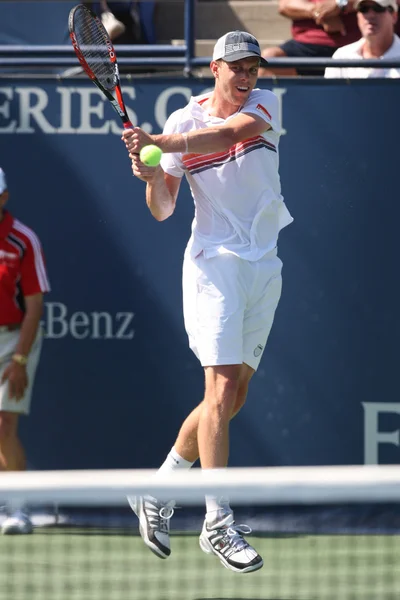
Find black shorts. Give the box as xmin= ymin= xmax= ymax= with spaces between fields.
xmin=279 ymin=39 xmax=336 ymax=76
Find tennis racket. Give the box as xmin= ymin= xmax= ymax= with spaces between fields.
xmin=68 ymin=4 xmax=132 ymax=128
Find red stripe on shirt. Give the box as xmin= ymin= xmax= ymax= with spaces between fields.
xmin=256 ymin=103 xmax=272 ymax=120
xmin=183 ymin=136 xmax=275 ymax=171
xmin=0 ymin=212 xmax=49 ymax=324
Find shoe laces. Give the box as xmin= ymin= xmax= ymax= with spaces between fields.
xmin=159 ymin=501 xmax=175 ymax=520
xmin=144 ymin=498 xmax=175 ymax=534
xmin=219 ymin=523 xmax=252 ymax=553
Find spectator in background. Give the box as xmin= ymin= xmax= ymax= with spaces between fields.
xmin=259 ymin=0 xmax=361 ymax=76
xmin=325 ymin=0 xmax=400 ymax=76
xmin=98 ymin=0 xmax=127 ymax=40
xmin=0 ymin=168 xmax=50 ymax=535
xmin=88 ymin=1 xmax=145 ymax=43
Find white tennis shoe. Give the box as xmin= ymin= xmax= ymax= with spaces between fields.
xmin=1 ymin=511 xmax=33 ymax=535
xmin=199 ymin=513 xmax=263 ymax=573
xmin=128 ymin=495 xmax=175 ymax=559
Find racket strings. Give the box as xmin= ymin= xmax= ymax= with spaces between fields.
xmin=73 ymin=7 xmax=116 ymax=91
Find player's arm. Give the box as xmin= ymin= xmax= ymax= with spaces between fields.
xmin=155 ymin=113 xmax=270 ymax=155
xmin=146 ymin=170 xmax=181 ymax=222
xmin=1 ymin=293 xmax=43 ymax=400
xmin=14 ymin=294 xmax=44 ymax=358
xmin=124 ymin=112 xmax=270 ymax=157
xmin=130 ymin=153 xmax=181 ymax=221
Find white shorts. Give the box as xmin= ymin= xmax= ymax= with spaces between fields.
xmin=0 ymin=327 xmax=43 ymax=415
xmin=182 ymin=247 xmax=283 ymax=371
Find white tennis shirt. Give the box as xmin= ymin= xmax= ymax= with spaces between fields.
xmin=160 ymin=89 xmax=293 ymax=261
xmin=325 ymin=34 xmax=400 ymax=79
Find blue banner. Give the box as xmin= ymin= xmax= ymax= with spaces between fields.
xmin=0 ymin=78 xmax=399 ymax=469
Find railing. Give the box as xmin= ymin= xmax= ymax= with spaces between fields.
xmin=0 ymin=0 xmax=399 ymax=75
xmin=2 ymin=45 xmax=400 ymax=71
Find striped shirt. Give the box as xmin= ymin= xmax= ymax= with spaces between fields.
xmin=0 ymin=210 xmax=50 ymax=325
xmin=160 ymin=89 xmax=293 ymax=261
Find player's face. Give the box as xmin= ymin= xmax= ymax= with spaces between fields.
xmin=357 ymin=3 xmax=397 ymax=37
xmin=216 ymin=58 xmax=260 ymax=106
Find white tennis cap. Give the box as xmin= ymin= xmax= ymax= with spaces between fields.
xmin=0 ymin=168 xmax=7 ymax=194
xmin=213 ymin=31 xmax=269 ymax=67
xmin=356 ymin=0 xmax=398 ymax=10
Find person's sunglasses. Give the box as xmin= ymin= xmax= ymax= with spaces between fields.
xmin=358 ymin=3 xmax=393 ymax=12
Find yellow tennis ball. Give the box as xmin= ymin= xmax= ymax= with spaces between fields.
xmin=139 ymin=145 xmax=163 ymax=167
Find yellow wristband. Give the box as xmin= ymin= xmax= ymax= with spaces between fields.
xmin=12 ymin=353 xmax=28 ymax=366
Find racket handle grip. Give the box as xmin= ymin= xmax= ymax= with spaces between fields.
xmin=123 ymin=121 xmax=133 ymax=129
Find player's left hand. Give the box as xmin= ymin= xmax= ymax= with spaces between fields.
xmin=1 ymin=362 xmax=28 ymax=401
xmin=122 ymin=127 xmax=154 ymax=154
xmin=130 ymin=154 xmax=160 ymax=183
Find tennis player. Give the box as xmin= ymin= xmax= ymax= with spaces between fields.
xmin=123 ymin=31 xmax=293 ymax=573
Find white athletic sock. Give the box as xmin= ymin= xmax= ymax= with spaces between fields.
xmin=157 ymin=446 xmax=194 ymax=476
xmin=203 ymin=468 xmax=233 ymax=524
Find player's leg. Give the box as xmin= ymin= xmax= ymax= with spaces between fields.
xmin=171 ymin=363 xmax=254 ymax=464
xmin=198 ymin=364 xmax=241 ymax=468
xmin=0 ymin=412 xmax=32 ymax=535
xmin=168 ymin=363 xmax=253 ymax=506
xmin=176 ymin=252 xmax=250 ymax=469
xmin=0 ymin=329 xmax=42 ymax=535
xmin=183 ymin=254 xmax=262 ymax=572
xmin=128 ymin=366 xmax=253 ymax=560
xmin=197 ymin=363 xmax=263 ymax=573
xmin=199 ymin=249 xmax=283 ymax=572
xmin=199 ymin=363 xmax=254 ymax=515
xmin=0 ymin=411 xmax=24 ymax=471
xmin=129 ymin=253 xmax=253 ymax=561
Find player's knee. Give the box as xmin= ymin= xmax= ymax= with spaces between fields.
xmin=219 ymin=376 xmax=240 ymax=401
xmin=205 ymin=378 xmax=239 ymax=415
xmin=0 ymin=412 xmax=18 ymax=441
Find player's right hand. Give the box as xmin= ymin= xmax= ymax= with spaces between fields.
xmin=122 ymin=127 xmax=154 ymax=155
xmin=1 ymin=362 xmax=28 ymax=401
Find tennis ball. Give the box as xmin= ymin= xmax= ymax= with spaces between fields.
xmin=139 ymin=145 xmax=163 ymax=167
